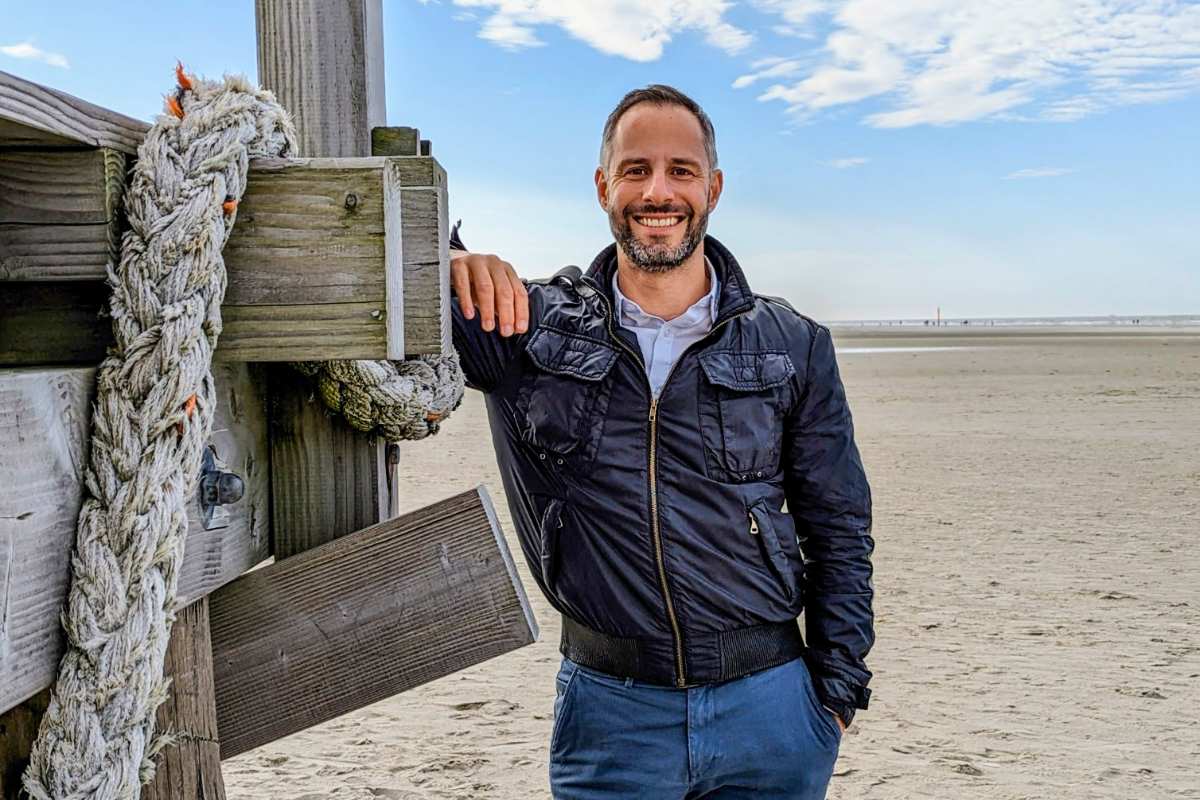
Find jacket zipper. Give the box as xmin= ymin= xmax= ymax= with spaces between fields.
xmin=587 ymin=275 xmax=749 ymax=688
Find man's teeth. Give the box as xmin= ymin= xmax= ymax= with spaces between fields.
xmin=636 ymin=216 xmax=683 ymax=228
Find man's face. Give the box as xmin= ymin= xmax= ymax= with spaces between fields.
xmin=596 ymin=103 xmax=723 ymax=273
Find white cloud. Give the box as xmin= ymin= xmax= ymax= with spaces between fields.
xmin=1004 ymin=167 xmax=1076 ymax=180
xmin=449 ymin=0 xmax=752 ymax=61
xmin=825 ymin=157 xmax=868 ymax=168
xmin=739 ymin=0 xmax=1200 ymax=127
xmin=0 ymin=41 xmax=69 ymax=69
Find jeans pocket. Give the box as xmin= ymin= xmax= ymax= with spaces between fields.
xmin=799 ymin=660 xmax=843 ymax=745
xmin=550 ymin=658 xmax=580 ymax=754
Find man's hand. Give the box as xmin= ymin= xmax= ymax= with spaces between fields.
xmin=450 ymin=249 xmax=529 ymax=337
xmin=832 ymin=712 xmax=846 ymax=734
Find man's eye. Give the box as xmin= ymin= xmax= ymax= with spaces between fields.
xmin=672 ymin=168 xmax=695 ymax=176
xmin=626 ymin=167 xmax=647 ymax=176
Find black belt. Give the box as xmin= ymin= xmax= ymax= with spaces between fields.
xmin=560 ymin=615 xmax=805 ymax=686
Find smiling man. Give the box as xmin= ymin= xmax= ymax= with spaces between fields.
xmin=449 ymin=85 xmax=874 ymax=799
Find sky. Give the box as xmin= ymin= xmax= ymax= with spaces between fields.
xmin=2 ymin=0 xmax=1197 ymax=320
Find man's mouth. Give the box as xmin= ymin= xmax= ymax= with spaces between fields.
xmin=632 ymin=214 xmax=686 ymax=230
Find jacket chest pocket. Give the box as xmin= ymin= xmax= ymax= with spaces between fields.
xmin=517 ymin=326 xmax=618 ymax=460
xmin=697 ymin=350 xmax=796 ymax=481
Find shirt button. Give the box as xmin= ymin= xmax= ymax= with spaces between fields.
xmin=539 ymin=452 xmax=546 ymax=460
xmin=556 ymin=458 xmax=564 ymax=465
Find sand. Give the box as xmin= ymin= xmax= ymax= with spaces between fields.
xmin=223 ymin=326 xmax=1200 ymax=799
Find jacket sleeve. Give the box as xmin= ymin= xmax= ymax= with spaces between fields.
xmin=448 ymin=222 xmax=541 ymax=393
xmin=451 ymin=284 xmax=542 ymax=393
xmin=783 ymin=322 xmax=875 ymax=724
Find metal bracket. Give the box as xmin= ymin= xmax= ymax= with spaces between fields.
xmin=199 ymin=445 xmax=246 ymax=530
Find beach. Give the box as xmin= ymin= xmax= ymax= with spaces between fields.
xmin=223 ymin=326 xmax=1200 ymax=799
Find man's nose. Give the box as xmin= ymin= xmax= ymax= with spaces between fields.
xmin=642 ymin=169 xmax=674 ymax=205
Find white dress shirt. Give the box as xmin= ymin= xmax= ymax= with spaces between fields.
xmin=612 ymin=258 xmax=720 ymax=398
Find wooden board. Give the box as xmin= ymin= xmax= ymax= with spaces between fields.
xmin=210 ymin=485 xmax=538 ymax=758
xmin=0 ymin=70 xmax=148 ymax=152
xmin=0 ymin=155 xmax=450 ymax=363
xmin=373 ymin=132 xmax=452 ymax=355
xmin=256 ymin=0 xmax=390 ymax=566
xmin=254 ymin=0 xmax=384 ymax=159
xmin=0 ymin=363 xmax=270 ymax=715
xmin=141 ymin=597 xmax=226 ymax=800
xmin=0 ymin=688 xmax=49 ymax=799
xmin=0 ymin=149 xmax=125 ymax=282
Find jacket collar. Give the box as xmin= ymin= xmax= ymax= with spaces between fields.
xmin=582 ymin=234 xmax=756 ymax=326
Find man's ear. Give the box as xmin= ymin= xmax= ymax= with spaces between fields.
xmin=708 ymin=168 xmax=724 ymax=211
xmin=595 ymin=166 xmax=610 ymax=210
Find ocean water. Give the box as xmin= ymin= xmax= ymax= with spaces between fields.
xmin=829 ymin=314 xmax=1200 ymax=329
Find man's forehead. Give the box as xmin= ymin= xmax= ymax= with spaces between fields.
xmin=611 ymin=103 xmax=706 ymax=152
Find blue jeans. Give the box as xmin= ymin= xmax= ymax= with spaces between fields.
xmin=548 ymin=655 xmax=842 ymax=799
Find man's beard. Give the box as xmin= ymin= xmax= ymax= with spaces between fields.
xmin=609 ymin=202 xmax=709 ymax=274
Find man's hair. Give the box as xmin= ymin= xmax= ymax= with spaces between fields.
xmin=599 ymin=84 xmax=718 ymax=173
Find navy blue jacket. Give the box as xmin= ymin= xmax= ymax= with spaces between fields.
xmin=451 ymin=234 xmax=874 ymax=723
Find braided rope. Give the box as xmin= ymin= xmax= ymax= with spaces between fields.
xmin=22 ymin=68 xmax=463 ymax=799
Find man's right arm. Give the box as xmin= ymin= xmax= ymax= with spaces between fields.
xmin=449 ymin=233 xmax=536 ymax=393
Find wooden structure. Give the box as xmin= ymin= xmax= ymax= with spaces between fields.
xmin=0 ymin=2 xmax=538 ymax=797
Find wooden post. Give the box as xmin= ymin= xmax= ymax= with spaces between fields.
xmin=256 ymin=0 xmax=392 ymax=557
xmin=0 ymin=690 xmax=49 ymax=800
xmin=140 ymin=598 xmax=225 ymax=800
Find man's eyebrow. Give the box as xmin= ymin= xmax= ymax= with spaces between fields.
xmin=670 ymin=157 xmax=704 ymax=169
xmin=614 ymin=158 xmax=650 ymax=172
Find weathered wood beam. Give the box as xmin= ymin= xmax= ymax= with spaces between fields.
xmin=373 ymin=128 xmax=451 ymax=354
xmin=210 ymin=486 xmax=538 ymax=759
xmin=0 ymin=148 xmax=126 ymax=281
xmin=141 ymin=598 xmax=226 ymax=800
xmin=0 ymin=155 xmax=450 ymax=363
xmin=0 ymin=70 xmax=148 ymax=153
xmin=257 ymin=0 xmax=391 ymax=564
xmin=254 ymin=0 xmax=384 ymax=158
xmin=0 ymin=688 xmax=49 ymax=799
xmin=0 ymin=364 xmax=270 ymax=715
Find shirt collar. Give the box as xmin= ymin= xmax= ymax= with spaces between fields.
xmin=612 ymin=257 xmax=720 ymax=329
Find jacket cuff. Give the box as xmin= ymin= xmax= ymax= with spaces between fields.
xmin=805 ymin=652 xmax=872 ymax=719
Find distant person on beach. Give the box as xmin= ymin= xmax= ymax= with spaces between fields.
xmin=447 ymin=85 xmax=874 ymax=799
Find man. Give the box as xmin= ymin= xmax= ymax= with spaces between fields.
xmin=449 ymin=85 xmax=873 ymax=799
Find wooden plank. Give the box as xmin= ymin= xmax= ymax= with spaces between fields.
xmin=0 ymin=149 xmax=126 ymax=281
xmin=372 ymin=132 xmax=451 ymax=355
xmin=0 ymin=364 xmax=270 ymax=714
xmin=0 ymin=688 xmax=49 ymax=799
xmin=141 ymin=598 xmax=226 ymax=800
xmin=210 ymin=485 xmax=538 ymax=758
xmin=0 ymin=155 xmax=449 ymax=363
xmin=257 ymin=0 xmax=390 ymax=559
xmin=254 ymin=0 xmax=383 ymax=159
xmin=372 ymin=126 xmax=419 ymax=156
xmin=0 ymin=70 xmax=148 ymax=152
xmin=0 ymin=282 xmax=111 ymax=365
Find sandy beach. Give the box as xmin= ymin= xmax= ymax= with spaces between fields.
xmin=223 ymin=326 xmax=1200 ymax=799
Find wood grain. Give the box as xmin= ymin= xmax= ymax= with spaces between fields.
xmin=0 ymin=363 xmax=270 ymax=715
xmin=254 ymin=0 xmax=384 ymax=159
xmin=1 ymin=156 xmax=448 ymax=363
xmin=0 ymin=149 xmax=126 ymax=282
xmin=0 ymin=688 xmax=50 ymax=799
xmin=141 ymin=598 xmax=226 ymax=800
xmin=256 ymin=0 xmax=390 ymax=565
xmin=0 ymin=70 xmax=148 ymax=152
xmin=210 ymin=485 xmax=538 ymax=758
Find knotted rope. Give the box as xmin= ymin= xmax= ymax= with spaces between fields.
xmin=23 ymin=67 xmax=463 ymax=799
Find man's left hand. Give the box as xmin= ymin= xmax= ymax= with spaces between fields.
xmin=831 ymin=712 xmax=846 ymax=733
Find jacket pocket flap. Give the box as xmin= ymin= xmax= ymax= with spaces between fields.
xmin=526 ymin=326 xmax=619 ymax=381
xmin=699 ymin=351 xmax=795 ymax=391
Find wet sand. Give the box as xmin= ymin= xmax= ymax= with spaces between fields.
xmin=224 ymin=326 xmax=1200 ymax=799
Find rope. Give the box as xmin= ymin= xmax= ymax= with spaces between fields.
xmin=22 ymin=66 xmax=463 ymax=799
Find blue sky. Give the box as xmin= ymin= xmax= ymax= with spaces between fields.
xmin=2 ymin=0 xmax=1197 ymax=320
